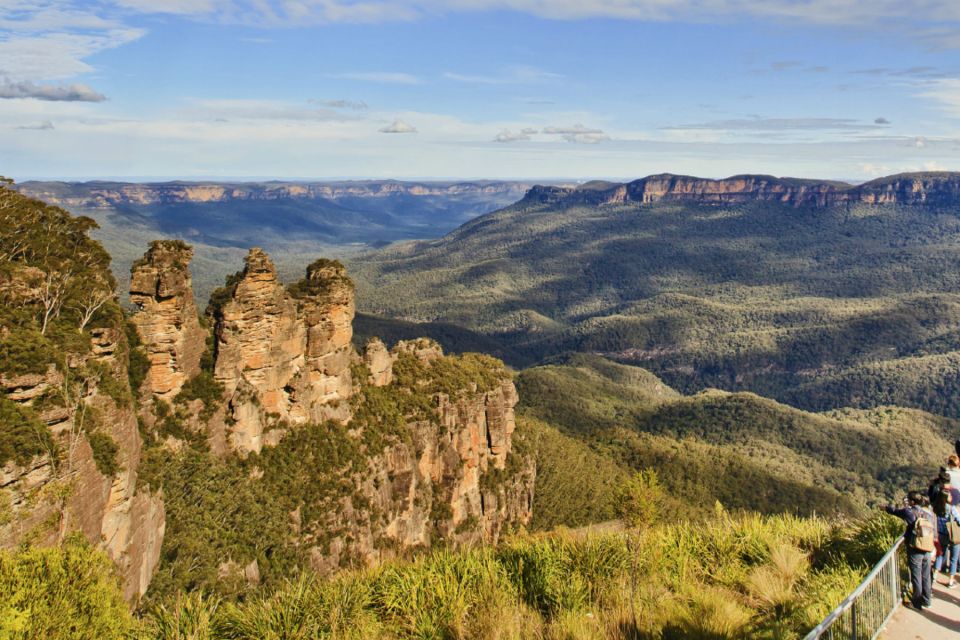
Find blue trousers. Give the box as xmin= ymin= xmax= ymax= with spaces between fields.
xmin=908 ymin=550 xmax=933 ymax=608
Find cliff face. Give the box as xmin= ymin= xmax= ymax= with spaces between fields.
xmin=126 ymin=244 xmax=534 ymax=580
xmin=520 ymin=171 xmax=960 ymax=209
xmin=0 ymin=314 xmax=164 ymax=605
xmin=210 ymin=250 xmax=354 ymax=454
xmin=0 ymin=184 xmax=164 ymax=603
xmin=129 ymin=241 xmax=206 ymax=401
xmin=310 ymin=340 xmax=534 ymax=573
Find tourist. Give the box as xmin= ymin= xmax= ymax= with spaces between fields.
xmin=947 ymin=454 xmax=960 ymax=489
xmin=885 ymin=491 xmax=937 ymax=609
xmin=933 ymin=482 xmax=960 ymax=587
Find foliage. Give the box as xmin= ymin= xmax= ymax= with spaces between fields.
xmin=87 ymin=431 xmax=121 ymax=477
xmin=136 ymin=513 xmax=897 ymax=639
xmin=349 ymin=197 xmax=960 ymax=418
xmin=518 ymin=355 xmax=951 ymax=513
xmin=0 ymin=533 xmax=133 ymax=640
xmin=139 ymin=448 xmax=302 ymax=605
xmin=175 ymin=372 xmax=224 ymax=421
xmin=125 ymin=317 xmax=150 ymax=395
xmin=0 ymin=394 xmax=54 ymax=467
xmin=0 ymin=325 xmax=57 ymax=375
xmin=614 ymin=470 xmax=664 ymax=529
xmin=515 ymin=417 xmax=629 ymax=530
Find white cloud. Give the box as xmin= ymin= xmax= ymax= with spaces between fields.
xmin=0 ymin=79 xmax=105 ymax=101
xmin=331 ymin=71 xmax=423 ymax=84
xmin=0 ymin=29 xmax=144 ymax=80
xmin=379 ymin=118 xmax=417 ymax=133
xmin=494 ymin=129 xmax=530 ymax=142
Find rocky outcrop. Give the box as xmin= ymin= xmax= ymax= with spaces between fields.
xmin=129 ymin=241 xmax=205 ymax=400
xmin=308 ymin=340 xmax=534 ymax=573
xmin=0 ymin=330 xmax=164 ymax=603
xmin=520 ymin=171 xmax=960 ymax=209
xmin=213 ymin=249 xmax=355 ymax=454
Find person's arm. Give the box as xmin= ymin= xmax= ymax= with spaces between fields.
xmin=885 ymin=505 xmax=911 ymax=520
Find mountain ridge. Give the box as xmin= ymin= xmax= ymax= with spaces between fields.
xmin=520 ymin=171 xmax=960 ymax=208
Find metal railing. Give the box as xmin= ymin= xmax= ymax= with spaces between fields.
xmin=803 ymin=537 xmax=904 ymax=640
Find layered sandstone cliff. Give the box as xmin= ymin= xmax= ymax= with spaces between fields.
xmin=0 ymin=330 xmax=164 ymax=602
xmin=211 ymin=249 xmax=354 ymax=453
xmin=521 ymin=171 xmax=960 ymax=209
xmin=129 ymin=241 xmax=205 ymax=400
xmin=307 ymin=339 xmax=534 ymax=573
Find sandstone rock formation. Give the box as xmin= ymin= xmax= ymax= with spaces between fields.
xmin=308 ymin=340 xmax=534 ymax=573
xmin=213 ymin=249 xmax=354 ymax=453
xmin=0 ymin=330 xmax=164 ymax=602
xmin=521 ymin=171 xmax=960 ymax=209
xmin=129 ymin=240 xmax=205 ymax=400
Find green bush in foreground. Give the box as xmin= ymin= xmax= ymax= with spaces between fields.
xmin=0 ymin=510 xmax=898 ymax=639
xmin=132 ymin=511 xmax=896 ymax=640
xmin=0 ymin=533 xmax=132 ymax=640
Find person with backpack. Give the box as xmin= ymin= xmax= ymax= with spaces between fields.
xmin=886 ymin=490 xmax=938 ymax=608
xmin=934 ymin=482 xmax=960 ymax=588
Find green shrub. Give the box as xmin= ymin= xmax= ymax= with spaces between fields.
xmin=0 ymin=394 xmax=54 ymax=467
xmin=87 ymin=431 xmax=121 ymax=477
xmin=0 ymin=533 xmax=133 ymax=640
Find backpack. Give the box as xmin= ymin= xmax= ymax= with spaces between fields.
xmin=949 ymin=506 xmax=960 ymax=545
xmin=912 ymin=508 xmax=936 ymax=552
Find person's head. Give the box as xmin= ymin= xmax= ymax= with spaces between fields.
xmin=949 ymin=454 xmax=960 ymax=469
xmin=908 ymin=491 xmax=925 ymax=506
xmin=939 ymin=470 xmax=951 ymax=485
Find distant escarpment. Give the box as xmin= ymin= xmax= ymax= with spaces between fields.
xmin=16 ymin=179 xmax=531 ymax=209
xmin=129 ymin=244 xmax=533 ymax=598
xmin=521 ymin=171 xmax=960 ymax=208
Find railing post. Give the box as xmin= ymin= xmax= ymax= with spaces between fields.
xmin=851 ymin=600 xmax=858 ymax=640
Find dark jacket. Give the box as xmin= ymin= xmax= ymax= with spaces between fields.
xmin=885 ymin=504 xmax=938 ymax=549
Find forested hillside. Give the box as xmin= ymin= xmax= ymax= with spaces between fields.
xmin=350 ymin=173 xmax=960 ymax=418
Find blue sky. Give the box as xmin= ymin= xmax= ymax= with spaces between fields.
xmin=2 ymin=1 xmax=960 ymax=181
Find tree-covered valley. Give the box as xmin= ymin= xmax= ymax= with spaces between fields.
xmin=2 ymin=174 xmax=958 ymax=639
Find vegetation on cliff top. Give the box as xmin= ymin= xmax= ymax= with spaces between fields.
xmin=0 ymin=180 xmax=127 ymax=471
xmin=1 ymin=507 xmax=904 ymax=639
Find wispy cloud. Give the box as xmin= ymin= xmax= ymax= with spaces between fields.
xmin=874 ymin=117 xmax=891 ymax=125
xmin=920 ymin=78 xmax=960 ymax=117
xmin=542 ymin=123 xmax=610 ymax=144
xmin=331 ymin=71 xmax=423 ymax=84
xmin=379 ymin=119 xmax=417 ymax=133
xmin=0 ymin=79 xmax=105 ymax=101
xmin=186 ymin=98 xmax=350 ymax=122
xmin=444 ymin=65 xmax=561 ymax=85
xmin=15 ymin=120 xmax=55 ymax=130
xmin=666 ymin=117 xmax=881 ymax=131
xmin=313 ymin=98 xmax=369 ymax=110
